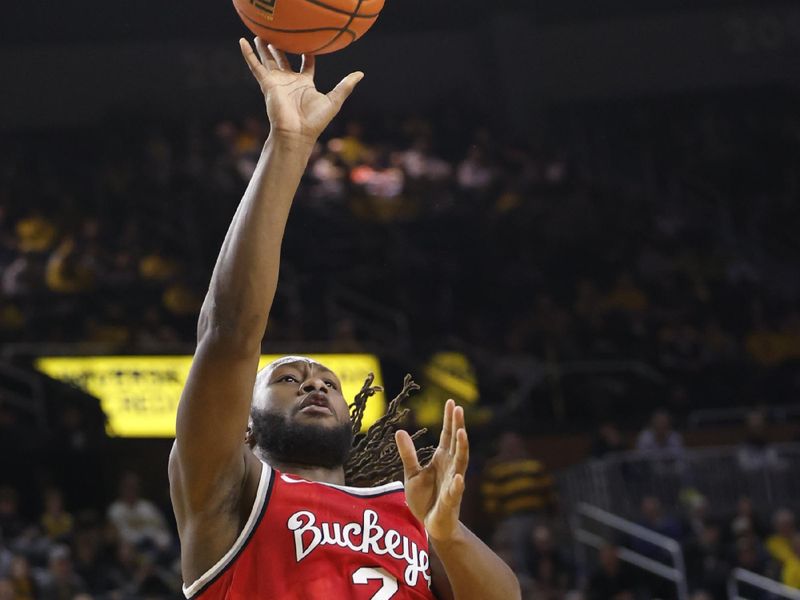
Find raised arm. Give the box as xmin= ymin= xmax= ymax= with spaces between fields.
xmin=170 ymin=38 xmax=363 ymax=510
xmin=396 ymin=400 xmax=522 ymax=600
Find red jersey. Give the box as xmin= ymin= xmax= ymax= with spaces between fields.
xmin=183 ymin=462 xmax=437 ymax=600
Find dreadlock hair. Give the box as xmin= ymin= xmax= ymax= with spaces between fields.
xmin=344 ymin=373 xmax=435 ymax=487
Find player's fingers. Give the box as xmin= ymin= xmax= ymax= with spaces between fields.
xmin=240 ymin=38 xmax=269 ymax=79
xmin=453 ymin=429 xmax=469 ymax=475
xmin=301 ymin=54 xmax=316 ymax=79
xmin=450 ymin=404 xmax=464 ymax=453
xmin=438 ymin=399 xmax=454 ymax=451
xmin=268 ymin=44 xmax=291 ymax=71
xmin=326 ymin=71 xmax=364 ymax=108
xmin=254 ymin=37 xmax=278 ymax=71
xmin=444 ymin=473 xmax=465 ymax=507
xmin=395 ymin=430 xmax=422 ymax=479
xmin=454 ymin=428 xmax=469 ymax=476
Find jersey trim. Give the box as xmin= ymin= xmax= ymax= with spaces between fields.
xmin=182 ymin=462 xmax=274 ymax=599
xmin=280 ymin=473 xmax=405 ymax=498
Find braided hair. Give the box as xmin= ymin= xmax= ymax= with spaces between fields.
xmin=344 ymin=373 xmax=434 ymax=487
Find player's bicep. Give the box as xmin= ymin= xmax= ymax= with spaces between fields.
xmin=174 ymin=335 xmax=259 ymax=502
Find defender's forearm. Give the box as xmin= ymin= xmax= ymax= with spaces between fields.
xmin=432 ymin=523 xmax=521 ymax=600
xmin=199 ymin=134 xmax=313 ymax=346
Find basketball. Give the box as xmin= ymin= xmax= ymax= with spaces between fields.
xmin=233 ymin=0 xmax=384 ymax=55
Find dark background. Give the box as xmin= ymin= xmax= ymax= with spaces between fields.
xmin=1 ymin=0 xmax=800 ymax=598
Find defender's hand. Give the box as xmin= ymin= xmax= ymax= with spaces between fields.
xmin=396 ymin=399 xmax=469 ymax=543
xmin=239 ymin=38 xmax=364 ymax=145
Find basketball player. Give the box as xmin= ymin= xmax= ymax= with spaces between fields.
xmin=168 ymin=38 xmax=521 ymax=600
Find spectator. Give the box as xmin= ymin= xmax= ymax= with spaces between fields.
xmin=766 ymin=509 xmax=797 ymax=566
xmin=0 ymin=302 xmax=25 ymax=338
xmin=1 ymin=253 xmax=43 ymax=298
xmin=526 ymin=525 xmax=574 ymax=594
xmin=5 ymin=555 xmax=37 ymax=600
xmin=684 ymin=523 xmax=729 ymax=599
xmin=0 ymin=580 xmax=12 ymax=600
xmin=138 ymin=250 xmax=178 ymax=284
xmin=633 ymin=495 xmax=683 ymax=563
xmin=162 ymin=278 xmax=203 ymax=318
xmin=456 ymin=146 xmax=495 ymax=192
xmin=736 ymin=410 xmax=784 ymax=472
xmin=14 ymin=212 xmax=57 ymax=254
xmin=39 ymin=488 xmax=73 ymax=544
xmin=71 ymin=527 xmax=110 ymax=597
xmin=0 ymin=546 xmax=10 ymax=580
xmin=397 ymin=137 xmax=451 ymax=182
xmin=587 ymin=543 xmax=637 ymax=600
xmin=590 ymin=422 xmax=627 ymax=459
xmin=480 ymin=432 xmax=557 ymax=569
xmin=44 ymin=237 xmax=96 ymax=294
xmin=350 ymin=151 xmax=405 ymax=201
xmin=104 ymin=540 xmax=179 ymax=599
xmin=601 ymin=272 xmax=649 ymax=315
xmin=0 ymin=488 xmax=31 ymax=549
xmin=684 ymin=493 xmax=712 ymax=541
xmin=107 ymin=472 xmax=171 ymax=552
xmin=780 ymin=533 xmax=800 ymax=589
xmin=328 ymin=121 xmax=370 ymax=166
xmin=734 ymin=534 xmax=768 ymax=575
xmin=308 ymin=148 xmax=347 ymax=202
xmin=36 ymin=545 xmax=86 ymax=600
xmin=635 ymin=409 xmax=684 ymax=457
xmin=489 ymin=527 xmax=532 ymax=588
xmin=729 ymin=497 xmax=767 ymax=541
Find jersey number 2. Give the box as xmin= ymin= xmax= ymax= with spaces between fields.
xmin=352 ymin=566 xmax=399 ymax=599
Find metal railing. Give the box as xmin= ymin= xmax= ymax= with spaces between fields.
xmin=728 ymin=568 xmax=800 ymax=600
xmin=573 ymin=503 xmax=689 ymax=600
xmin=689 ymin=404 xmax=800 ymax=428
xmin=559 ymin=444 xmax=800 ymax=519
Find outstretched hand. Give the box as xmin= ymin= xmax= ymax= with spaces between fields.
xmin=239 ymin=38 xmax=364 ymax=145
xmin=396 ymin=399 xmax=469 ymax=543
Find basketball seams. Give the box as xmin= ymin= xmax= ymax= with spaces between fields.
xmin=235 ymin=0 xmax=377 ymax=55
xmin=302 ymin=0 xmax=380 ymax=19
xmin=309 ymin=0 xmax=365 ymax=54
xmin=236 ymin=6 xmax=355 ymax=35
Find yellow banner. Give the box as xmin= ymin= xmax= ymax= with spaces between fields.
xmin=35 ymin=354 xmax=386 ymax=438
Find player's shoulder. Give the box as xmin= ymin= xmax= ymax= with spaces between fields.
xmin=170 ymin=442 xmax=262 ymax=518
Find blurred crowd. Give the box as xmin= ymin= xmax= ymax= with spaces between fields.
xmin=0 ymin=473 xmax=180 ymax=600
xmin=0 ymin=412 xmax=796 ymax=600
xmin=1 ymin=90 xmax=800 ymax=598
xmin=1 ymin=91 xmax=799 ymax=427
xmin=478 ymin=429 xmax=800 ymax=599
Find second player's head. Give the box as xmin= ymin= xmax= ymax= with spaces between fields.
xmin=249 ymin=356 xmax=353 ymax=469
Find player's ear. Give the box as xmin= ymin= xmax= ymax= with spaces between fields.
xmin=245 ymin=423 xmax=255 ymax=448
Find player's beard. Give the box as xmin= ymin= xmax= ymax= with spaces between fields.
xmin=250 ymin=409 xmax=353 ymax=469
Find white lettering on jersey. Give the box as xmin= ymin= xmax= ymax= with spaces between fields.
xmin=287 ymin=509 xmax=431 ymax=587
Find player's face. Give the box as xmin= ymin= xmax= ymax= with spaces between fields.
xmin=255 ymin=359 xmax=349 ymax=426
xmin=249 ymin=358 xmax=353 ymax=469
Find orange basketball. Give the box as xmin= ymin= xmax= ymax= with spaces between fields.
xmin=233 ymin=0 xmax=384 ymax=55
